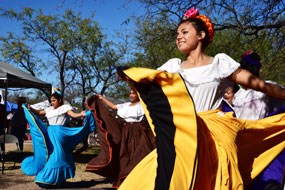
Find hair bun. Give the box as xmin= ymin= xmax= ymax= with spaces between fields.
xmin=196 ymin=15 xmax=214 ymax=42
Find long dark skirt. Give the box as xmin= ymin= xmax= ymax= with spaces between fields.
xmin=86 ymin=96 xmax=156 ymax=188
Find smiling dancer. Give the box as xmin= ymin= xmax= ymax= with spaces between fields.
xmin=115 ymin=7 xmax=285 ymax=190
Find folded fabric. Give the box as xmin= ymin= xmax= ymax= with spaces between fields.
xmin=116 ymin=67 xmax=285 ymax=190
xmin=21 ymin=105 xmax=96 ymax=187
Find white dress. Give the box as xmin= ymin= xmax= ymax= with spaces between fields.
xmin=233 ymin=81 xmax=284 ymax=120
xmin=44 ymin=104 xmax=73 ymax=125
xmin=116 ymin=102 xmax=144 ymax=122
xmin=157 ymin=53 xmax=240 ymax=112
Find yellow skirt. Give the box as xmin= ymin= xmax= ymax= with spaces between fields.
xmin=116 ymin=67 xmax=285 ymax=190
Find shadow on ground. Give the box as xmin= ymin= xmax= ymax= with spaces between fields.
xmin=1 ymin=144 xmax=100 ymax=164
xmin=61 ymin=178 xmax=114 ymax=189
xmin=0 ymin=143 xmax=114 ymax=189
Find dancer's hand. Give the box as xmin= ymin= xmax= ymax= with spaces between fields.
xmin=80 ymin=110 xmax=86 ymax=117
xmin=97 ymin=94 xmax=103 ymax=100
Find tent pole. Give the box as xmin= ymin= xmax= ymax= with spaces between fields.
xmin=1 ymin=80 xmax=7 ymax=174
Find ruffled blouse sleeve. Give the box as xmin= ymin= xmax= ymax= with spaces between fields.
xmin=157 ymin=58 xmax=182 ymax=73
xmin=214 ymin=53 xmax=240 ymax=78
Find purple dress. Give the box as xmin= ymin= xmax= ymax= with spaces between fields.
xmin=248 ymin=105 xmax=285 ymax=190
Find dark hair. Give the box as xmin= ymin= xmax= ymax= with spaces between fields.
xmin=240 ymin=52 xmax=262 ymax=77
xmin=233 ymin=84 xmax=240 ymax=93
xmin=225 ymin=83 xmax=240 ymax=94
xmin=179 ymin=17 xmax=212 ymax=49
xmin=17 ymin=97 xmax=27 ymax=106
xmin=86 ymin=94 xmax=97 ymax=107
xmin=50 ymin=92 xmax=63 ymax=106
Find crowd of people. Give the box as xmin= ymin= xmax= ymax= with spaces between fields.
xmin=2 ymin=6 xmax=284 ymax=190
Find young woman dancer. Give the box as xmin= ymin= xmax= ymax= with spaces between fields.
xmin=21 ymin=88 xmax=96 ymax=188
xmin=86 ymin=88 xmax=155 ymax=188
xmin=115 ymin=7 xmax=285 ymax=190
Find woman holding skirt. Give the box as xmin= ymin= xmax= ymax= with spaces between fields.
xmin=116 ymin=7 xmax=285 ymax=190
xmin=21 ymin=89 xmax=96 ymax=188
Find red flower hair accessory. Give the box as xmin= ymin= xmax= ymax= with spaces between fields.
xmin=241 ymin=50 xmax=262 ymax=68
xmin=183 ymin=7 xmax=199 ymax=20
xmin=242 ymin=50 xmax=254 ymax=58
xmin=182 ymin=7 xmax=215 ymax=42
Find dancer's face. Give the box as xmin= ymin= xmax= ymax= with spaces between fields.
xmin=223 ymin=87 xmax=235 ymax=104
xmin=129 ymin=89 xmax=139 ymax=103
xmin=50 ymin=96 xmax=61 ymax=109
xmin=176 ymin=22 xmax=201 ymax=55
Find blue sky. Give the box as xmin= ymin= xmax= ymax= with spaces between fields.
xmin=0 ymin=0 xmax=144 ymax=40
xmin=0 ymin=0 xmax=145 ymax=87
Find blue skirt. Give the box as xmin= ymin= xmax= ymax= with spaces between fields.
xmin=21 ymin=105 xmax=96 ymax=187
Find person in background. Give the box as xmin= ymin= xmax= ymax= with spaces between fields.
xmin=222 ymin=83 xmax=240 ymax=115
xmin=233 ymin=50 xmax=285 ymax=120
xmin=11 ymin=97 xmax=28 ymax=151
xmin=117 ymin=7 xmax=285 ymax=190
xmin=232 ymin=50 xmax=285 ymax=190
xmin=21 ymin=88 xmax=96 ymax=188
xmin=223 ymin=83 xmax=240 ymax=106
xmin=0 ymin=95 xmax=5 ymax=150
xmin=98 ymin=88 xmax=145 ymax=122
xmin=86 ymin=88 xmax=155 ymax=188
xmin=29 ymin=89 xmax=85 ymax=126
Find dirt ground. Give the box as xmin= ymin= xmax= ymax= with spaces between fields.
xmin=0 ymin=141 xmax=114 ymax=189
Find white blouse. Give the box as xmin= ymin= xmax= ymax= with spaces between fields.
xmin=157 ymin=53 xmax=240 ymax=112
xmin=117 ymin=102 xmax=145 ymax=122
xmin=233 ymin=81 xmax=284 ymax=120
xmin=45 ymin=104 xmax=73 ymax=125
xmin=233 ymin=88 xmax=267 ymax=120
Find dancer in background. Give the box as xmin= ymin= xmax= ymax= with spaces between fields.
xmin=222 ymin=83 xmax=240 ymax=115
xmin=86 ymin=88 xmax=155 ymax=188
xmin=29 ymin=89 xmax=85 ymax=124
xmin=233 ymin=50 xmax=285 ymax=120
xmin=232 ymin=50 xmax=285 ymax=190
xmin=116 ymin=7 xmax=285 ymax=190
xmin=21 ymin=88 xmax=96 ymax=188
